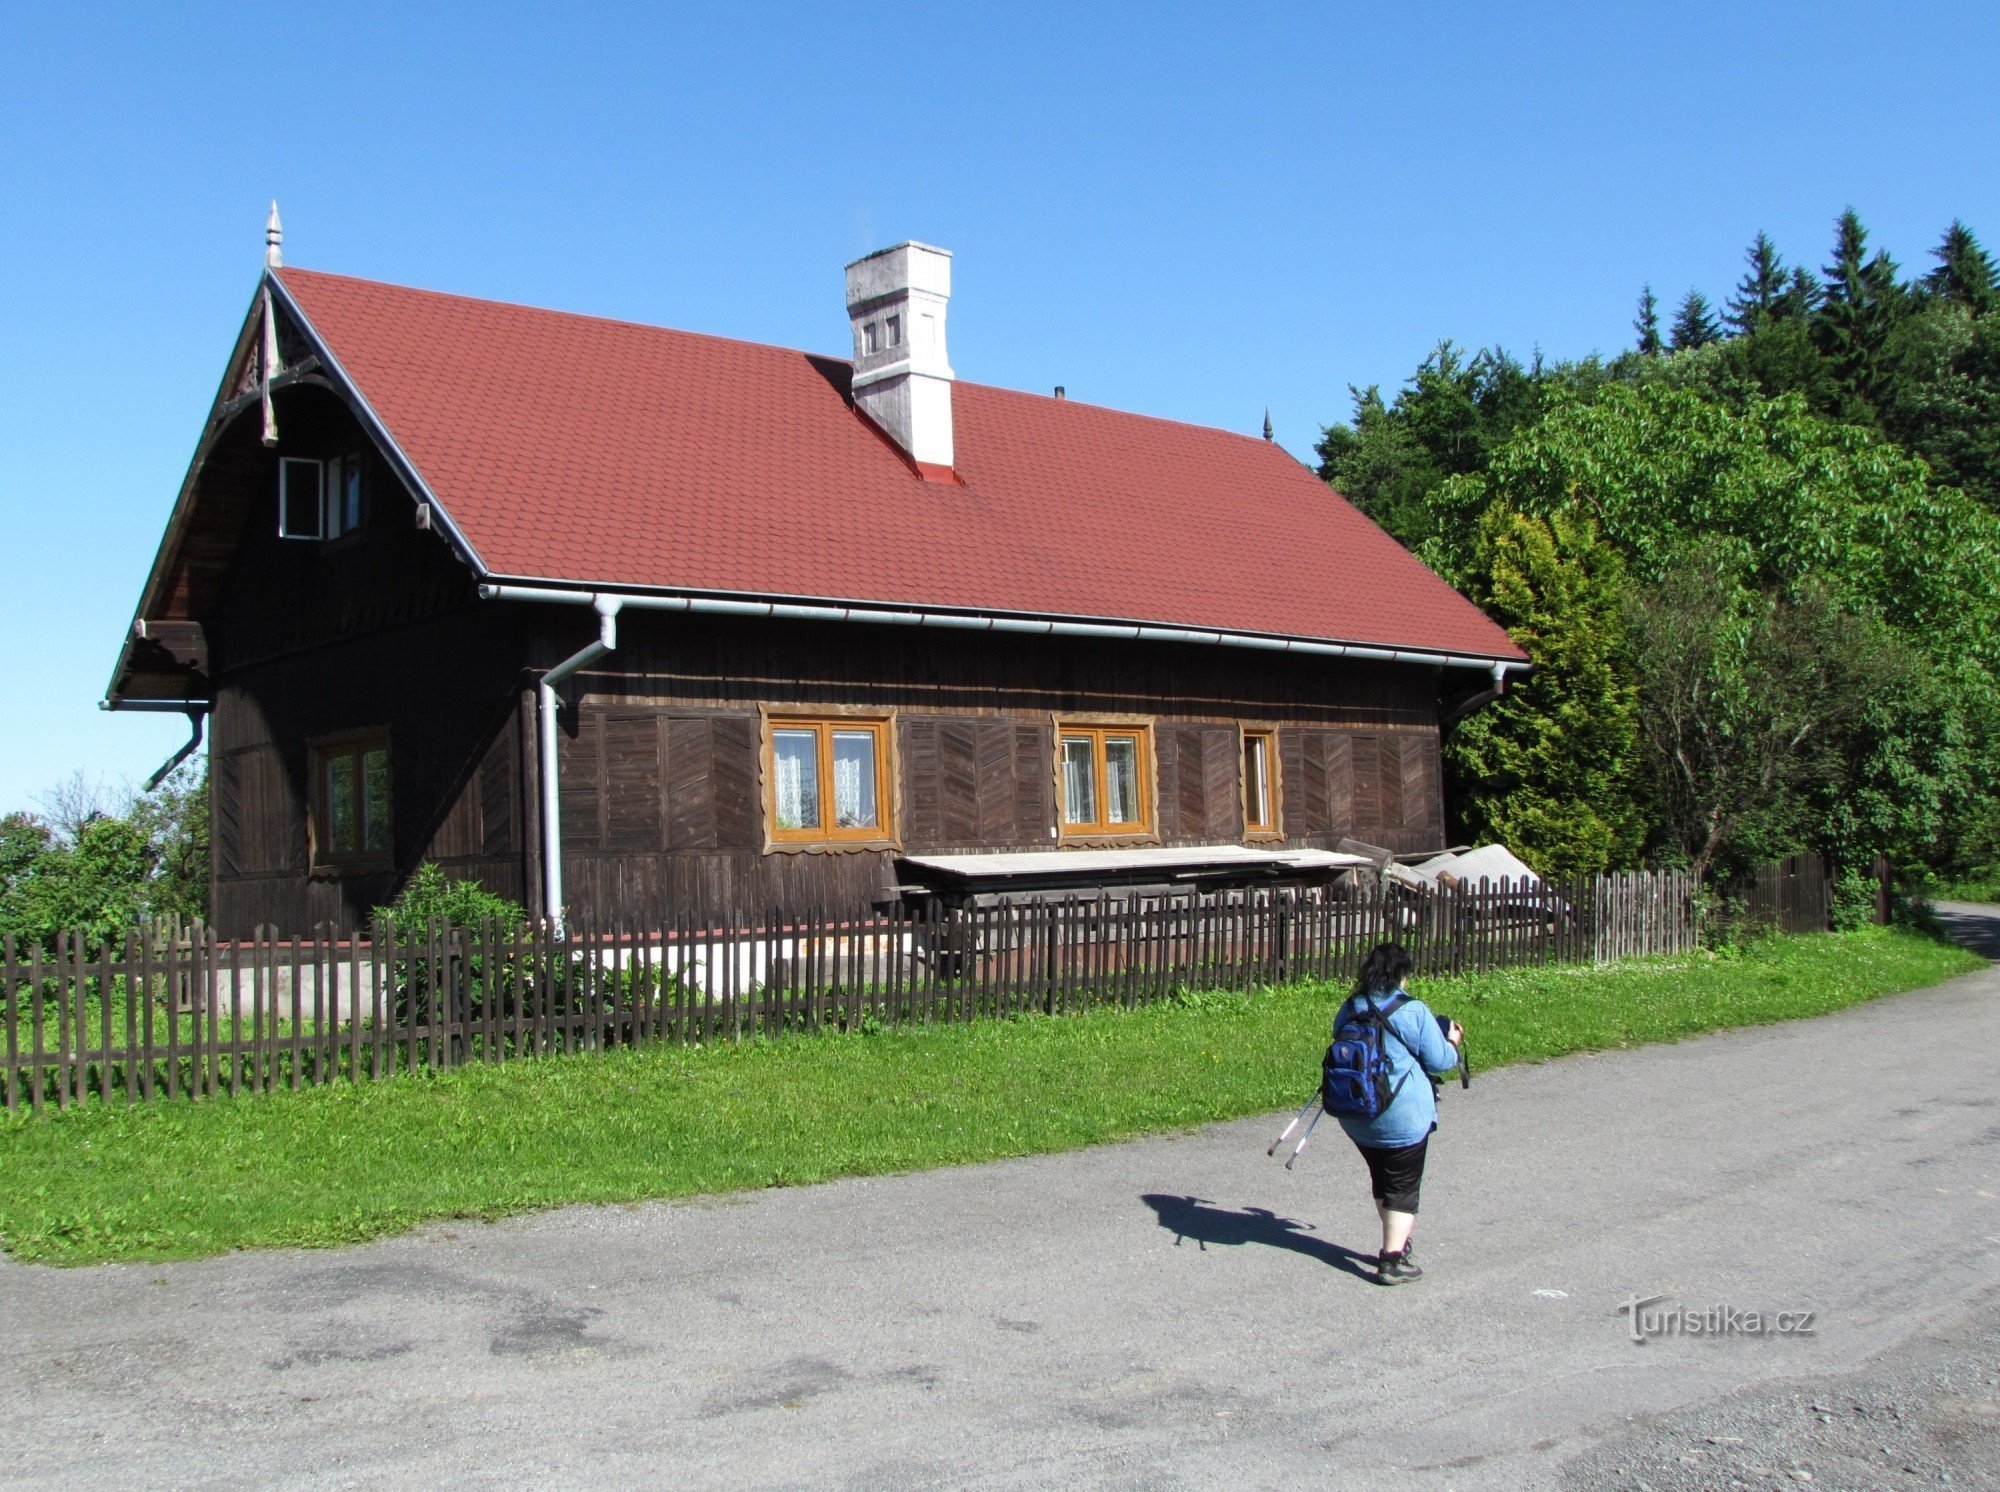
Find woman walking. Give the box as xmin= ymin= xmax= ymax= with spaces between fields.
xmin=1332 ymin=943 xmax=1462 ymax=1284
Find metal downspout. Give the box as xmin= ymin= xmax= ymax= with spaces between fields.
xmin=144 ymin=711 xmax=207 ymax=792
xmin=1444 ymin=661 xmax=1515 ymax=727
xmin=538 ymin=595 xmax=622 ymax=929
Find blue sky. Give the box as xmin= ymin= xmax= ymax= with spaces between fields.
xmin=1 ymin=1 xmax=1994 ymax=810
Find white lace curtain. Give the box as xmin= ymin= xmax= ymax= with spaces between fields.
xmin=774 ymin=733 xmax=817 ymax=830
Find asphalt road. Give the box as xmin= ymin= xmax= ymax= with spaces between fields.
xmin=3 ymin=909 xmax=1997 ymax=1491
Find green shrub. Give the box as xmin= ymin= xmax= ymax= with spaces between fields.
xmin=372 ymin=863 xmax=527 ymax=932
xmin=1830 ymin=864 xmax=1880 ymax=930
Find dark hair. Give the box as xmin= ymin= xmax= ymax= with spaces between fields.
xmin=1353 ymin=942 xmax=1415 ymax=1000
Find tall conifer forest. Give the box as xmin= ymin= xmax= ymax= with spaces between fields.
xmin=1318 ymin=211 xmax=2000 ymax=907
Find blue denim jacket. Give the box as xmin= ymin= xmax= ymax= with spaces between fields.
xmin=1331 ymin=988 xmax=1460 ymax=1150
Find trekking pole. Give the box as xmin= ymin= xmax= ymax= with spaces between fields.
xmin=1268 ymin=1094 xmax=1321 ymax=1157
xmin=1284 ymin=1102 xmax=1327 ymax=1170
xmin=1459 ymin=1035 xmax=1471 ymax=1089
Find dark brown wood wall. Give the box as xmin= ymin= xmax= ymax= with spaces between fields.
xmin=901 ymin=717 xmax=1053 ymax=849
xmin=541 ymin=610 xmax=1448 ymax=922
xmin=202 ymin=386 xmax=530 ymax=936
xmin=208 ymin=615 xmax=529 ymax=936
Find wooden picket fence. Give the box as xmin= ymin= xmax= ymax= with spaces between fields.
xmin=0 ymin=864 xmax=1722 ymax=1113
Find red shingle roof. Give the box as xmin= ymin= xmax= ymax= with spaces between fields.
xmin=274 ymin=268 xmax=1522 ymax=662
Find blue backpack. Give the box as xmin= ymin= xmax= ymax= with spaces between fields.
xmin=1321 ymin=991 xmax=1414 ymax=1121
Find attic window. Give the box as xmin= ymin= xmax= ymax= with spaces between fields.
xmin=863 ymin=321 xmax=882 ymax=355
xmin=279 ymin=455 xmax=366 ymax=542
xmin=324 ymin=454 xmax=366 ymax=540
xmin=279 ymin=458 xmax=324 ymax=540
xmin=885 ymin=314 xmax=902 ymax=347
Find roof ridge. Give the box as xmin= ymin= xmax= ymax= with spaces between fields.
xmin=277 ymin=265 xmax=1282 ymax=448
xmin=277 ymin=265 xmax=840 ymax=365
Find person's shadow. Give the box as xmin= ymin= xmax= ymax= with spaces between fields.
xmin=1140 ymin=1194 xmax=1379 ymax=1282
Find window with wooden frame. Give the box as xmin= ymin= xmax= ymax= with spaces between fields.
xmin=1242 ymin=728 xmax=1280 ymax=836
xmin=278 ymin=457 xmax=325 ymax=540
xmin=765 ymin=716 xmax=895 ymax=844
xmin=278 ymin=454 xmax=366 ymax=541
xmin=323 ymin=452 xmax=366 ymax=540
xmin=308 ymin=732 xmax=392 ymax=872
xmin=1057 ymin=723 xmax=1153 ymax=837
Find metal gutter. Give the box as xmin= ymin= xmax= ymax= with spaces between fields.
xmin=478 ymin=581 xmax=1526 ymax=685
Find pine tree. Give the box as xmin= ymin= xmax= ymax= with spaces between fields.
xmin=1924 ymin=220 xmax=1996 ymax=313
xmin=1669 ymin=290 xmax=1721 ymax=350
xmin=1822 ymin=208 xmax=1871 ymax=305
xmin=1773 ymin=266 xmax=1822 ymax=320
xmin=1726 ymin=232 xmax=1787 ymax=334
xmin=1814 ymin=208 xmax=1908 ymax=419
xmin=1633 ymin=284 xmax=1664 ymax=354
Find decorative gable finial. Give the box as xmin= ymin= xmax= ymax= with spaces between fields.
xmin=265 ymin=201 xmax=283 ymax=269
xmin=1262 ymin=408 xmax=1273 ymax=442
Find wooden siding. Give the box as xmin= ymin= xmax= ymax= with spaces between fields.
xmin=544 ymin=609 xmax=1449 ymax=921
xmin=202 ymin=387 xmax=531 ymax=936
xmin=1280 ymin=728 xmax=1442 ymax=854
xmin=901 ymin=716 xmax=1052 ymax=848
xmin=1157 ymin=724 xmax=1244 ymax=844
xmin=207 ymin=620 xmax=528 ymax=935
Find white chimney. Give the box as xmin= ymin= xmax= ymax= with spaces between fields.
xmin=845 ymin=242 xmax=954 ymax=470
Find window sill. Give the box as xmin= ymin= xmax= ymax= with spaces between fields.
xmin=308 ymin=859 xmax=393 ymax=879
xmin=1056 ymin=829 xmax=1162 ymax=850
xmin=765 ymin=837 xmax=901 ymax=856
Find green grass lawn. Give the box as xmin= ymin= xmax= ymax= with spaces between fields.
xmin=0 ymin=927 xmax=1980 ymax=1267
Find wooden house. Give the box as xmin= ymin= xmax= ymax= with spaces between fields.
xmin=108 ymin=223 xmax=1526 ymax=936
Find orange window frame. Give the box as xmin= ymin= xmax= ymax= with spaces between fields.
xmin=1057 ymin=723 xmax=1154 ymax=836
xmin=308 ymin=730 xmax=393 ymax=874
xmin=1243 ymin=729 xmax=1279 ymax=835
xmin=764 ymin=716 xmax=896 ymax=844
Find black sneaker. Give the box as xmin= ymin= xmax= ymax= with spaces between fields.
xmin=1377 ymin=1248 xmax=1424 ymax=1285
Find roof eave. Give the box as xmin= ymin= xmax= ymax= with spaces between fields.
xmin=478 ymin=573 xmax=1530 ymax=675
xmin=105 ymin=270 xmax=494 ymax=710
xmin=266 ymin=270 xmax=488 ymax=578
xmin=104 ymin=282 xmax=270 ymax=709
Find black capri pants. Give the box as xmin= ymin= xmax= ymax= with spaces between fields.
xmin=1354 ymin=1137 xmax=1430 ymax=1213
